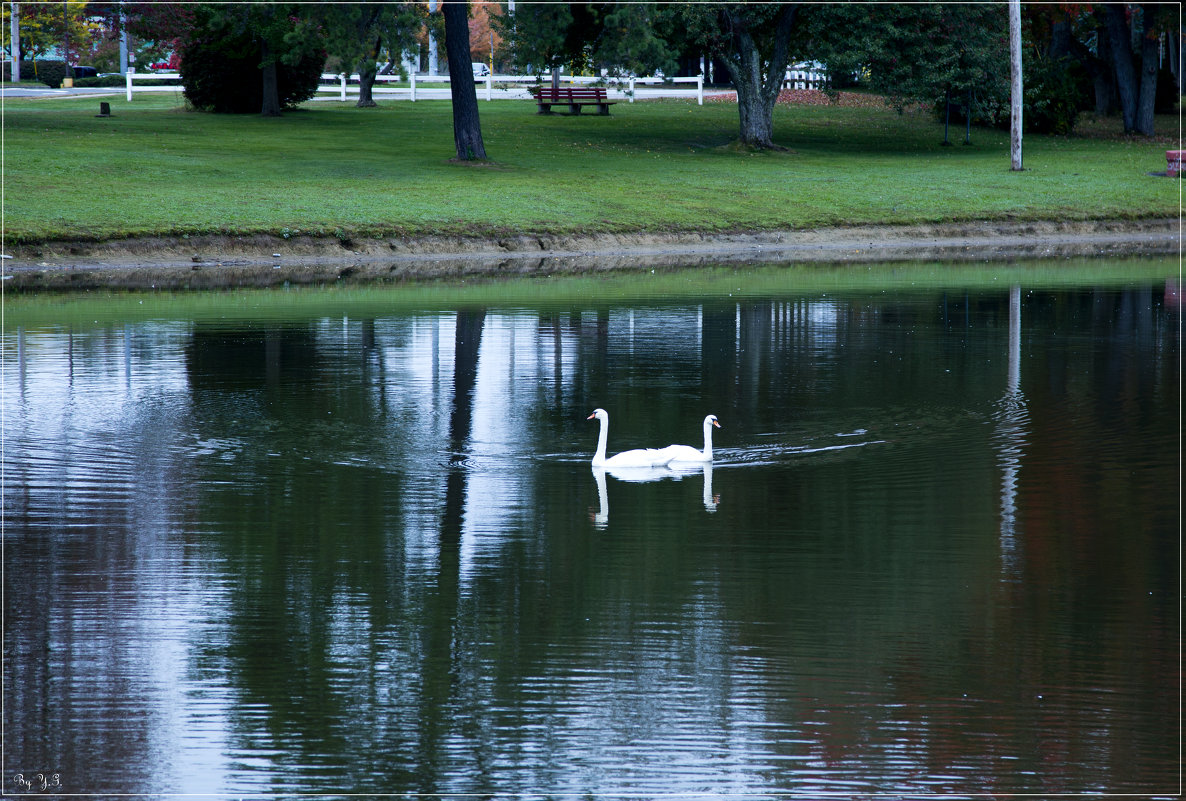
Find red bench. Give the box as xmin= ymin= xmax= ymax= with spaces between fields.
xmin=1167 ymin=150 xmax=1184 ymax=177
xmin=530 ymin=86 xmax=615 ymax=116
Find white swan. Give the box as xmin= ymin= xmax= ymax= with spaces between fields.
xmin=587 ymin=408 xmax=675 ymax=468
xmin=657 ymin=414 xmax=721 ymax=463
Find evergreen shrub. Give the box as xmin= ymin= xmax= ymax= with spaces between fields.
xmin=179 ymin=21 xmax=325 ymax=113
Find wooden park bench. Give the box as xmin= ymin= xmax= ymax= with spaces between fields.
xmin=530 ymin=86 xmax=616 ymax=116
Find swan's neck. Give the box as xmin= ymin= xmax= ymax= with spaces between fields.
xmin=593 ymin=417 xmax=609 ymax=466
xmin=702 ymin=420 xmax=714 ymax=460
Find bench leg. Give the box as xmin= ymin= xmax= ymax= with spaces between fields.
xmin=597 ymin=104 xmax=610 ymax=115
xmin=537 ymin=102 xmax=553 ymax=115
xmin=568 ymin=103 xmax=581 ymax=115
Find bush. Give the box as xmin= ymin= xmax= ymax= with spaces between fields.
xmin=179 ymin=18 xmax=325 ymax=113
xmin=74 ymin=75 xmax=127 ymax=88
xmin=1022 ymin=54 xmax=1087 ymax=135
xmin=937 ymin=55 xmax=1088 ymax=136
xmin=5 ymin=60 xmax=71 ymax=88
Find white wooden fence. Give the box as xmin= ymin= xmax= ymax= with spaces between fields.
xmin=783 ymin=63 xmax=827 ymax=90
xmin=316 ymin=72 xmax=704 ymax=105
xmin=125 ymin=68 xmax=183 ymax=101
xmin=122 ymin=68 xmax=706 ymax=105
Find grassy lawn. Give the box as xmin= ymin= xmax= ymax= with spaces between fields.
xmin=3 ymin=93 xmax=1177 ymax=245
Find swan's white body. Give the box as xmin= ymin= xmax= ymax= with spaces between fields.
xmin=587 ymin=408 xmax=677 ymax=468
xmin=657 ymin=414 xmax=721 ymax=463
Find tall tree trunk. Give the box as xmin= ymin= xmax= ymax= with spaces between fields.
xmin=1071 ymin=8 xmax=1117 ymax=115
xmin=1106 ymin=3 xmax=1159 ymax=135
xmin=442 ymin=0 xmax=487 ymax=160
xmin=260 ymin=38 xmax=282 ymax=117
xmin=1105 ymin=3 xmax=1140 ymax=133
xmin=1134 ymin=4 xmax=1158 ymax=135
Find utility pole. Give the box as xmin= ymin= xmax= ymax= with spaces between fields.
xmin=118 ymin=0 xmax=128 ymax=74
xmin=9 ymin=2 xmax=19 ymax=82
xmin=428 ymin=0 xmax=438 ymax=76
xmin=1008 ymin=0 xmax=1023 ymax=171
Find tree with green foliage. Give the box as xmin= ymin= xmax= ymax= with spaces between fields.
xmin=499 ymin=2 xmax=793 ymax=148
xmin=493 ymin=3 xmax=674 ymax=88
xmin=177 ymin=4 xmax=325 ymax=115
xmin=667 ymin=4 xmax=802 ymax=149
xmin=314 ymin=3 xmax=422 ymax=108
xmin=3 ymin=1 xmax=95 ymax=64
xmin=493 ymin=2 xmax=570 ymax=82
xmin=1102 ymin=3 xmax=1170 ymax=136
xmin=804 ymin=4 xmax=1009 ymax=115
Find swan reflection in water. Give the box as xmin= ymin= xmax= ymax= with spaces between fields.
xmin=591 ymin=462 xmax=718 ymax=529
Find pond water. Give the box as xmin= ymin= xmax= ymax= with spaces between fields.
xmin=2 ymin=259 xmax=1179 ymax=797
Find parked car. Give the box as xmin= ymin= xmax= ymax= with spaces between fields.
xmin=72 ymin=65 xmax=98 ymax=79
xmin=471 ymin=62 xmax=490 ymax=78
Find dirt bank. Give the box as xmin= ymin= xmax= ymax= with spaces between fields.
xmin=4 ymin=218 xmax=1179 ymax=291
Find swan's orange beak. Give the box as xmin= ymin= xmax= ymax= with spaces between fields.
xmin=587 ymin=412 xmax=596 ymax=420
xmin=713 ymin=419 xmax=721 ymax=428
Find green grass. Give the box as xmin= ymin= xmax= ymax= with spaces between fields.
xmin=3 ymin=254 xmax=1174 ymax=329
xmin=2 ymin=93 xmax=1177 ymax=245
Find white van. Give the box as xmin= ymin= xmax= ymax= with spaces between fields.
xmin=472 ymin=62 xmax=490 ymax=78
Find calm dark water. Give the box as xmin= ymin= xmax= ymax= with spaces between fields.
xmin=2 ymin=268 xmax=1180 ymax=797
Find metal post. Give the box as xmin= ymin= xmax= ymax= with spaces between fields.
xmin=964 ymin=87 xmax=972 ymax=145
xmin=942 ymin=85 xmax=951 ymax=145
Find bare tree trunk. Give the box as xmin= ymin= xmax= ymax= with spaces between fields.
xmin=1134 ymin=4 xmax=1158 ymax=135
xmin=1106 ymin=3 xmax=1159 ymax=135
xmin=260 ymin=39 xmax=282 ymax=117
xmin=443 ymin=0 xmax=487 ymax=160
xmin=1105 ymin=3 xmax=1140 ymax=133
xmin=1070 ymin=8 xmax=1117 ymax=116
xmin=734 ymin=51 xmax=775 ymax=148
xmin=715 ymin=5 xmax=797 ymax=150
xmin=356 ymin=41 xmax=379 ymax=108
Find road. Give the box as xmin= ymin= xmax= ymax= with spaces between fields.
xmin=2 ymin=84 xmax=124 ymax=98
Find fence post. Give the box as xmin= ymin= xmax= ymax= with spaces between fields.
xmin=410 ymin=71 xmax=416 ymax=102
xmin=628 ymin=77 xmax=635 ymax=102
xmin=340 ymin=73 xmax=346 ymax=102
xmin=697 ymin=74 xmax=703 ymax=105
xmin=486 ymin=73 xmax=492 ymax=101
xmin=126 ymin=67 xmax=134 ymax=102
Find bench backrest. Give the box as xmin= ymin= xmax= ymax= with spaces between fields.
xmin=532 ymin=87 xmax=608 ymax=102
